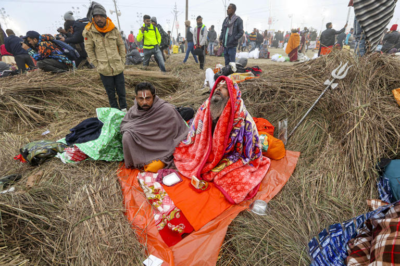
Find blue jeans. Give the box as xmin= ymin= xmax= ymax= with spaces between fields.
xmin=354 ymin=17 xmax=366 ymax=56
xmin=208 ymin=42 xmax=215 ymax=55
xmin=183 ymin=42 xmax=198 ymax=63
xmin=143 ymin=46 xmax=166 ymax=72
xmin=224 ymin=46 xmax=237 ymax=66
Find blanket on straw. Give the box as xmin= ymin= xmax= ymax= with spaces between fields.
xmin=58 ymin=108 xmax=125 ymax=162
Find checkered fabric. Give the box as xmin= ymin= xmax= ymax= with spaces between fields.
xmin=346 ymin=202 xmax=400 ymax=265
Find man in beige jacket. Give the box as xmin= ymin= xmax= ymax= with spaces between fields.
xmin=83 ymin=2 xmax=127 ymax=111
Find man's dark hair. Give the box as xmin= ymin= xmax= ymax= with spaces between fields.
xmin=211 ymin=25 xmax=214 ymax=28
xmin=143 ymin=15 xmax=150 ymax=20
xmin=5 ymin=29 xmax=14 ymax=35
xmin=196 ymin=16 xmax=202 ymax=20
xmin=135 ymin=82 xmax=156 ymax=95
xmin=326 ymin=22 xmax=332 ymax=29
xmin=229 ymin=4 xmax=237 ymax=11
xmin=64 ymin=20 xmax=75 ymax=31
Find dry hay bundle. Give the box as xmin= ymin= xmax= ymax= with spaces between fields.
xmin=0 ymin=69 xmax=180 ymax=131
xmin=215 ymin=52 xmax=400 ymax=265
xmin=1 ymin=51 xmax=400 ymax=266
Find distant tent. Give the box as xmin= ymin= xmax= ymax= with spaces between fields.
xmin=354 ymin=0 xmax=397 ymax=52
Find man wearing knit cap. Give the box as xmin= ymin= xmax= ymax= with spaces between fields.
xmin=21 ymin=30 xmax=72 ymax=73
xmin=137 ymin=15 xmax=166 ymax=72
xmin=83 ymin=1 xmax=128 ymax=112
xmin=151 ymin=16 xmax=169 ymax=64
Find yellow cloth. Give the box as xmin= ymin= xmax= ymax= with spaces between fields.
xmin=393 ymin=88 xmax=400 ymax=106
xmin=144 ymin=160 xmax=166 ymax=173
xmin=85 ymin=17 xmax=116 ymax=33
xmin=285 ymin=33 xmax=300 ymax=55
xmin=173 ymin=45 xmax=179 ymax=54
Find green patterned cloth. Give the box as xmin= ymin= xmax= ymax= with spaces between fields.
xmin=58 ymin=108 xmax=125 ymax=162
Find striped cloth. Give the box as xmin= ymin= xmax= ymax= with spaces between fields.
xmin=354 ymin=0 xmax=397 ymax=52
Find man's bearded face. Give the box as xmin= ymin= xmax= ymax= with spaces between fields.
xmin=210 ymin=81 xmax=229 ymax=121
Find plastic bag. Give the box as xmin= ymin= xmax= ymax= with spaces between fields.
xmin=237 ymin=52 xmax=249 ymax=59
xmin=249 ymin=48 xmax=260 ymax=59
xmin=118 ymin=151 xmax=300 ymax=265
xmin=278 ymin=119 xmax=288 ymax=145
xmin=271 ymin=54 xmax=282 ymax=61
xmin=392 ymin=88 xmax=400 ymax=106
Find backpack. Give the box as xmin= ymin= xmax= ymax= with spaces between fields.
xmin=52 ymin=39 xmax=80 ymax=61
xmin=176 ymin=107 xmax=195 ymax=122
xmin=158 ymin=25 xmax=169 ymax=49
xmin=20 ymin=140 xmax=67 ymax=166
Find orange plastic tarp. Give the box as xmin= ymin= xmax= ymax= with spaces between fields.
xmin=118 ymin=150 xmax=300 ymax=266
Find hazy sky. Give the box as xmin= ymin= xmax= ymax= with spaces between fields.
xmin=1 ymin=0 xmax=400 ymax=37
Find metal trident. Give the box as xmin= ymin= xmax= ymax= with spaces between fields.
xmin=288 ymin=62 xmax=352 ymax=139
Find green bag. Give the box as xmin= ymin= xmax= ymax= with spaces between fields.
xmin=21 ymin=140 xmax=66 ymax=166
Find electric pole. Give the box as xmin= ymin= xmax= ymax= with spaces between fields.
xmin=0 ymin=8 xmax=10 ymax=28
xmin=171 ymin=3 xmax=179 ymax=40
xmin=112 ymin=0 xmax=121 ymax=30
xmin=185 ymin=0 xmax=188 ymax=21
xmin=222 ymin=0 xmax=229 ymax=17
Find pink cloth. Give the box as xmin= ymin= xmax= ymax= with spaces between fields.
xmin=0 ymin=44 xmax=12 ymax=56
xmin=128 ymin=33 xmax=135 ymax=43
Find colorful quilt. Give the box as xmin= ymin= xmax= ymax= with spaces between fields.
xmin=137 ymin=171 xmax=194 ymax=247
xmin=173 ymin=76 xmax=271 ymax=204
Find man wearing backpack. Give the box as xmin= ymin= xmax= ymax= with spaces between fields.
xmin=83 ymin=1 xmax=127 ymax=112
xmin=21 ymin=31 xmax=72 ymax=73
xmin=151 ymin=17 xmax=169 ymax=64
xmin=137 ymin=15 xmax=166 ymax=72
xmin=60 ymin=19 xmax=88 ymax=68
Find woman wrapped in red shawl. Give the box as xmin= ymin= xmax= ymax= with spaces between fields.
xmin=285 ymin=29 xmax=300 ymax=62
xmin=173 ymin=76 xmax=271 ymax=204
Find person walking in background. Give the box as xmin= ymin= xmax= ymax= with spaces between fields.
xmin=182 ymin=20 xmax=198 ymax=64
xmin=249 ymin=28 xmax=257 ymax=51
xmin=207 ymin=25 xmax=217 ymax=56
xmin=128 ymin=31 xmax=135 ymax=51
xmin=136 ymin=15 xmax=166 ymax=72
xmin=4 ymin=29 xmax=35 ymax=73
xmin=285 ymin=29 xmax=300 ymax=62
xmin=256 ymin=29 xmax=263 ymax=49
xmin=193 ymin=16 xmax=207 ymax=70
xmin=83 ymin=1 xmax=127 ymax=111
xmin=220 ymin=3 xmax=244 ymax=66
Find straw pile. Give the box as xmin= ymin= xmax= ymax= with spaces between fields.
xmin=1 ymin=51 xmax=400 ymax=265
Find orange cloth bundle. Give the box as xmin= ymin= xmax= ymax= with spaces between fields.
xmin=392 ymin=88 xmax=400 ymax=106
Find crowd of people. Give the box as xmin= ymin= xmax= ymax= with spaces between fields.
xmin=0 ymin=1 xmax=399 ymax=102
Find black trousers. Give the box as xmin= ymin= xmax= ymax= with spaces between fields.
xmin=198 ymin=46 xmax=205 ymax=70
xmin=100 ymin=72 xmax=127 ymax=110
xmin=37 ymin=59 xmax=69 ymax=73
xmin=14 ymin=54 xmax=35 ymax=73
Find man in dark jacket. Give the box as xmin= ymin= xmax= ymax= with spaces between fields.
xmin=151 ymin=17 xmax=168 ymax=64
xmin=319 ymin=22 xmax=347 ymax=56
xmin=207 ymin=25 xmax=217 ymax=55
xmin=60 ymin=20 xmax=88 ymax=67
xmin=4 ymin=29 xmax=35 ymax=73
xmin=256 ymin=29 xmax=264 ymax=49
xmin=183 ymin=20 xmax=198 ymax=64
xmin=220 ymin=3 xmax=244 ymax=66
